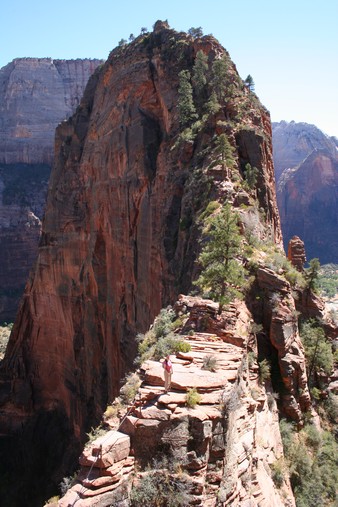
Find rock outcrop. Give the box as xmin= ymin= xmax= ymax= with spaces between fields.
xmin=0 ymin=23 xmax=317 ymax=507
xmin=0 ymin=58 xmax=104 ymax=322
xmin=287 ymin=235 xmax=306 ymax=271
xmin=272 ymin=121 xmax=338 ymax=263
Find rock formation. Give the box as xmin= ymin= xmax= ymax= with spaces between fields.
xmin=272 ymin=121 xmax=338 ymax=263
xmin=287 ymin=235 xmax=306 ymax=271
xmin=0 ymin=58 xmax=104 ymax=322
xmin=0 ymin=22 xmax=331 ymax=507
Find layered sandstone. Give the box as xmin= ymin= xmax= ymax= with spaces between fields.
xmin=0 ymin=58 xmax=103 ymax=322
xmin=0 ymin=22 xmax=299 ymax=506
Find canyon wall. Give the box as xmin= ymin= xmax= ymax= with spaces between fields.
xmin=0 ymin=58 xmax=103 ymax=322
xmin=0 ymin=57 xmax=104 ymax=165
xmin=278 ymin=149 xmax=338 ymax=263
xmin=273 ymin=121 xmax=338 ymax=263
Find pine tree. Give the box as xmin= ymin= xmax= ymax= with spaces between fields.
xmin=216 ymin=134 xmax=235 ymax=178
xmin=192 ymin=50 xmax=208 ymax=103
xmin=205 ymin=91 xmax=221 ymax=116
xmin=188 ymin=27 xmax=203 ymax=38
xmin=211 ymin=57 xmax=228 ymax=101
xmin=178 ymin=70 xmax=197 ymax=127
xmin=244 ymin=163 xmax=258 ymax=189
xmin=195 ymin=203 xmax=246 ymax=312
xmin=300 ymin=320 xmax=333 ymax=385
xmin=305 ymin=258 xmax=320 ymax=291
xmin=244 ymin=74 xmax=255 ymax=92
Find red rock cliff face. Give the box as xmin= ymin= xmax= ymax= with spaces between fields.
xmin=0 ymin=24 xmax=282 ymax=505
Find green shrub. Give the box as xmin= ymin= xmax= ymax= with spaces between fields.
xmin=258 ymin=359 xmax=271 ymax=383
xmin=202 ymin=355 xmax=218 ymax=371
xmin=120 ymin=372 xmax=141 ymax=404
xmin=198 ymin=200 xmax=220 ymax=222
xmin=279 ymin=418 xmax=338 ymax=506
xmin=304 ymin=424 xmax=322 ymax=451
xmin=311 ymin=386 xmax=322 ymax=400
xmin=130 ymin=460 xmax=191 ymax=506
xmin=174 ymin=340 xmax=191 ymax=353
xmin=270 ymin=460 xmax=284 ymax=488
xmin=153 ymin=308 xmax=176 ymax=338
xmin=323 ymin=393 xmax=338 ymax=423
xmin=186 ymin=387 xmax=201 ymax=408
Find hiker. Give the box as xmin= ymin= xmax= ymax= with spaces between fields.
xmin=162 ymin=354 xmax=173 ymax=393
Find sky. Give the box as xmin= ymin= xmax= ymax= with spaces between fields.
xmin=1 ymin=0 xmax=337 ymax=137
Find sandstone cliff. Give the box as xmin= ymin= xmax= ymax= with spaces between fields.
xmin=0 ymin=58 xmax=104 ymax=323
xmin=0 ymin=22 xmax=328 ymax=507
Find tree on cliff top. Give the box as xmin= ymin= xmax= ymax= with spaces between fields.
xmin=195 ymin=203 xmax=247 ymax=312
xmin=244 ymin=74 xmax=255 ymax=92
xmin=188 ymin=27 xmax=203 ymax=38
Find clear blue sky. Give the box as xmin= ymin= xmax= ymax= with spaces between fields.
xmin=2 ymin=0 xmax=337 ymax=137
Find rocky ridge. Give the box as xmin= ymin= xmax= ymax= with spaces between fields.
xmin=0 ymin=57 xmax=104 ymax=322
xmin=55 ymin=295 xmax=296 ymax=507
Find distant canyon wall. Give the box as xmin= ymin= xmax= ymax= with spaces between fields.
xmin=272 ymin=121 xmax=338 ymax=263
xmin=0 ymin=57 xmax=104 ymax=322
xmin=0 ymin=57 xmax=104 ymax=165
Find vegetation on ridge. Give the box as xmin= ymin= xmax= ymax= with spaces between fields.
xmin=194 ymin=203 xmax=248 ymax=312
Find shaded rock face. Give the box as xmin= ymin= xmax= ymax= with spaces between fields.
xmin=272 ymin=121 xmax=338 ymax=263
xmin=249 ymin=268 xmax=311 ymax=421
xmin=0 ymin=58 xmax=103 ymax=322
xmin=277 ymin=148 xmax=338 ymax=263
xmin=0 ymin=25 xmax=285 ymax=505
